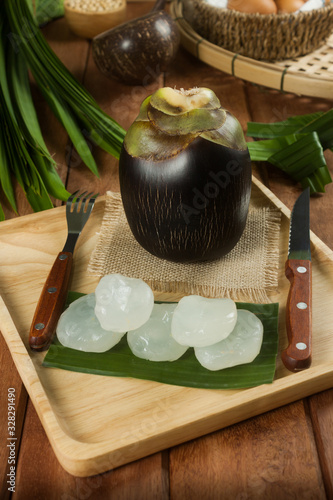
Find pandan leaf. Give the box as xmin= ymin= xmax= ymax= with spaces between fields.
xmin=269 ymin=132 xmax=327 ymax=181
xmin=5 ymin=0 xmax=126 ymax=179
xmin=297 ymin=109 xmax=333 ymax=151
xmin=43 ymin=292 xmax=279 ymax=389
xmin=7 ymin=43 xmax=50 ymax=157
xmin=0 ymin=111 xmax=18 ymax=213
xmin=246 ymin=110 xmax=333 ymax=194
xmin=246 ymin=111 xmax=324 ymax=139
xmin=247 ymin=132 xmax=332 ymax=194
xmin=247 ymin=134 xmax=300 ymax=162
xmin=25 ymin=183 xmax=54 ymax=212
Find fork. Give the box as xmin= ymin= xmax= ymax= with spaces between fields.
xmin=29 ymin=191 xmax=98 ymax=351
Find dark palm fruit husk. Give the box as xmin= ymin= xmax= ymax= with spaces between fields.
xmin=92 ymin=0 xmax=180 ymax=86
xmin=119 ymin=87 xmax=252 ymax=263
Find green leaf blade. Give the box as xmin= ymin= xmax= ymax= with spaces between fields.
xmin=25 ymin=182 xmax=54 ymax=212
xmin=246 ymin=111 xmax=325 ymax=139
xmin=247 ymin=134 xmax=299 ymax=162
xmin=0 ymin=111 xmax=18 ymax=213
xmin=6 ymin=44 xmax=50 ymax=157
xmin=37 ymin=85 xmax=100 ymax=177
xmin=297 ymin=109 xmax=333 ymax=151
xmin=29 ymin=148 xmax=70 ymax=201
xmin=0 ymin=203 xmax=5 ymax=221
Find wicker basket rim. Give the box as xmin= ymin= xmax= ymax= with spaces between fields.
xmin=188 ymin=1 xmax=333 ymax=20
xmin=171 ymin=1 xmax=333 ymax=100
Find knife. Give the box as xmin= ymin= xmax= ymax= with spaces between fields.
xmin=281 ymin=187 xmax=312 ymax=372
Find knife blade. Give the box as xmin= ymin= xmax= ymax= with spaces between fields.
xmin=281 ymin=187 xmax=312 ymax=372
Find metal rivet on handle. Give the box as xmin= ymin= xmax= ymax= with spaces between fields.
xmin=34 ymin=323 xmax=45 ymax=330
xmin=47 ymin=287 xmax=57 ymax=293
xmin=59 ymin=254 xmax=68 ymax=260
xmin=296 ymin=342 xmax=307 ymax=350
xmin=297 ymin=266 xmax=307 ymax=274
xmin=297 ymin=302 xmax=308 ymax=309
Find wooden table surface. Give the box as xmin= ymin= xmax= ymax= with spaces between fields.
xmin=1 ymin=3 xmax=333 ymax=499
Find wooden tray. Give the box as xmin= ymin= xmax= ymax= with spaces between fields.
xmin=171 ymin=1 xmax=333 ymax=100
xmin=0 ymin=177 xmax=333 ymax=477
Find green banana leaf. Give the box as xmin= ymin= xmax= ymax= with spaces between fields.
xmin=43 ymin=292 xmax=279 ymax=389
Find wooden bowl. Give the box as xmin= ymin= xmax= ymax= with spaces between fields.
xmin=64 ymin=1 xmax=127 ymax=39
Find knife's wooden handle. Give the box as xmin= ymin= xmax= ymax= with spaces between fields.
xmin=29 ymin=252 xmax=73 ymax=351
xmin=281 ymin=259 xmax=312 ymax=372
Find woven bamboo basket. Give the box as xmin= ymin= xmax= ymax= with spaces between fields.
xmin=181 ymin=0 xmax=333 ymax=61
xmin=171 ymin=0 xmax=333 ymax=100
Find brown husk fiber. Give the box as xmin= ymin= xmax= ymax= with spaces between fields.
xmin=88 ymin=191 xmax=281 ymax=303
xmin=182 ymin=1 xmax=333 ymax=61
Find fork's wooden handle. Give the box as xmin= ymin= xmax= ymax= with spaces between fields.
xmin=29 ymin=252 xmax=73 ymax=351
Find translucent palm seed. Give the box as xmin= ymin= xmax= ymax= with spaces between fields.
xmin=94 ymin=273 xmax=154 ymax=332
xmin=171 ymin=295 xmax=237 ymax=347
xmin=194 ymin=310 xmax=264 ymax=371
xmin=56 ymin=293 xmax=125 ymax=352
xmin=127 ymin=303 xmax=189 ymax=361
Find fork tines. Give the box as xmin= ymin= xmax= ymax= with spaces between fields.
xmin=66 ymin=191 xmax=98 ymax=213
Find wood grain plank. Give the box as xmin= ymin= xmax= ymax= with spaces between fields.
xmin=308 ymin=390 xmax=333 ymax=499
xmin=0 ymin=335 xmax=28 ymax=500
xmin=169 ymin=402 xmax=326 ymax=500
xmin=14 ymin=400 xmax=169 ymax=500
xmin=13 ymin=401 xmax=77 ymax=500
xmin=76 ymin=451 xmax=169 ymax=500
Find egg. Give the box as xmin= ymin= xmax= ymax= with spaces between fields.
xmin=228 ymin=0 xmax=278 ymax=14
xmin=274 ymin=0 xmax=306 ymax=13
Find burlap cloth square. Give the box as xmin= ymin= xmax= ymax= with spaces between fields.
xmin=88 ymin=192 xmax=281 ymax=302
